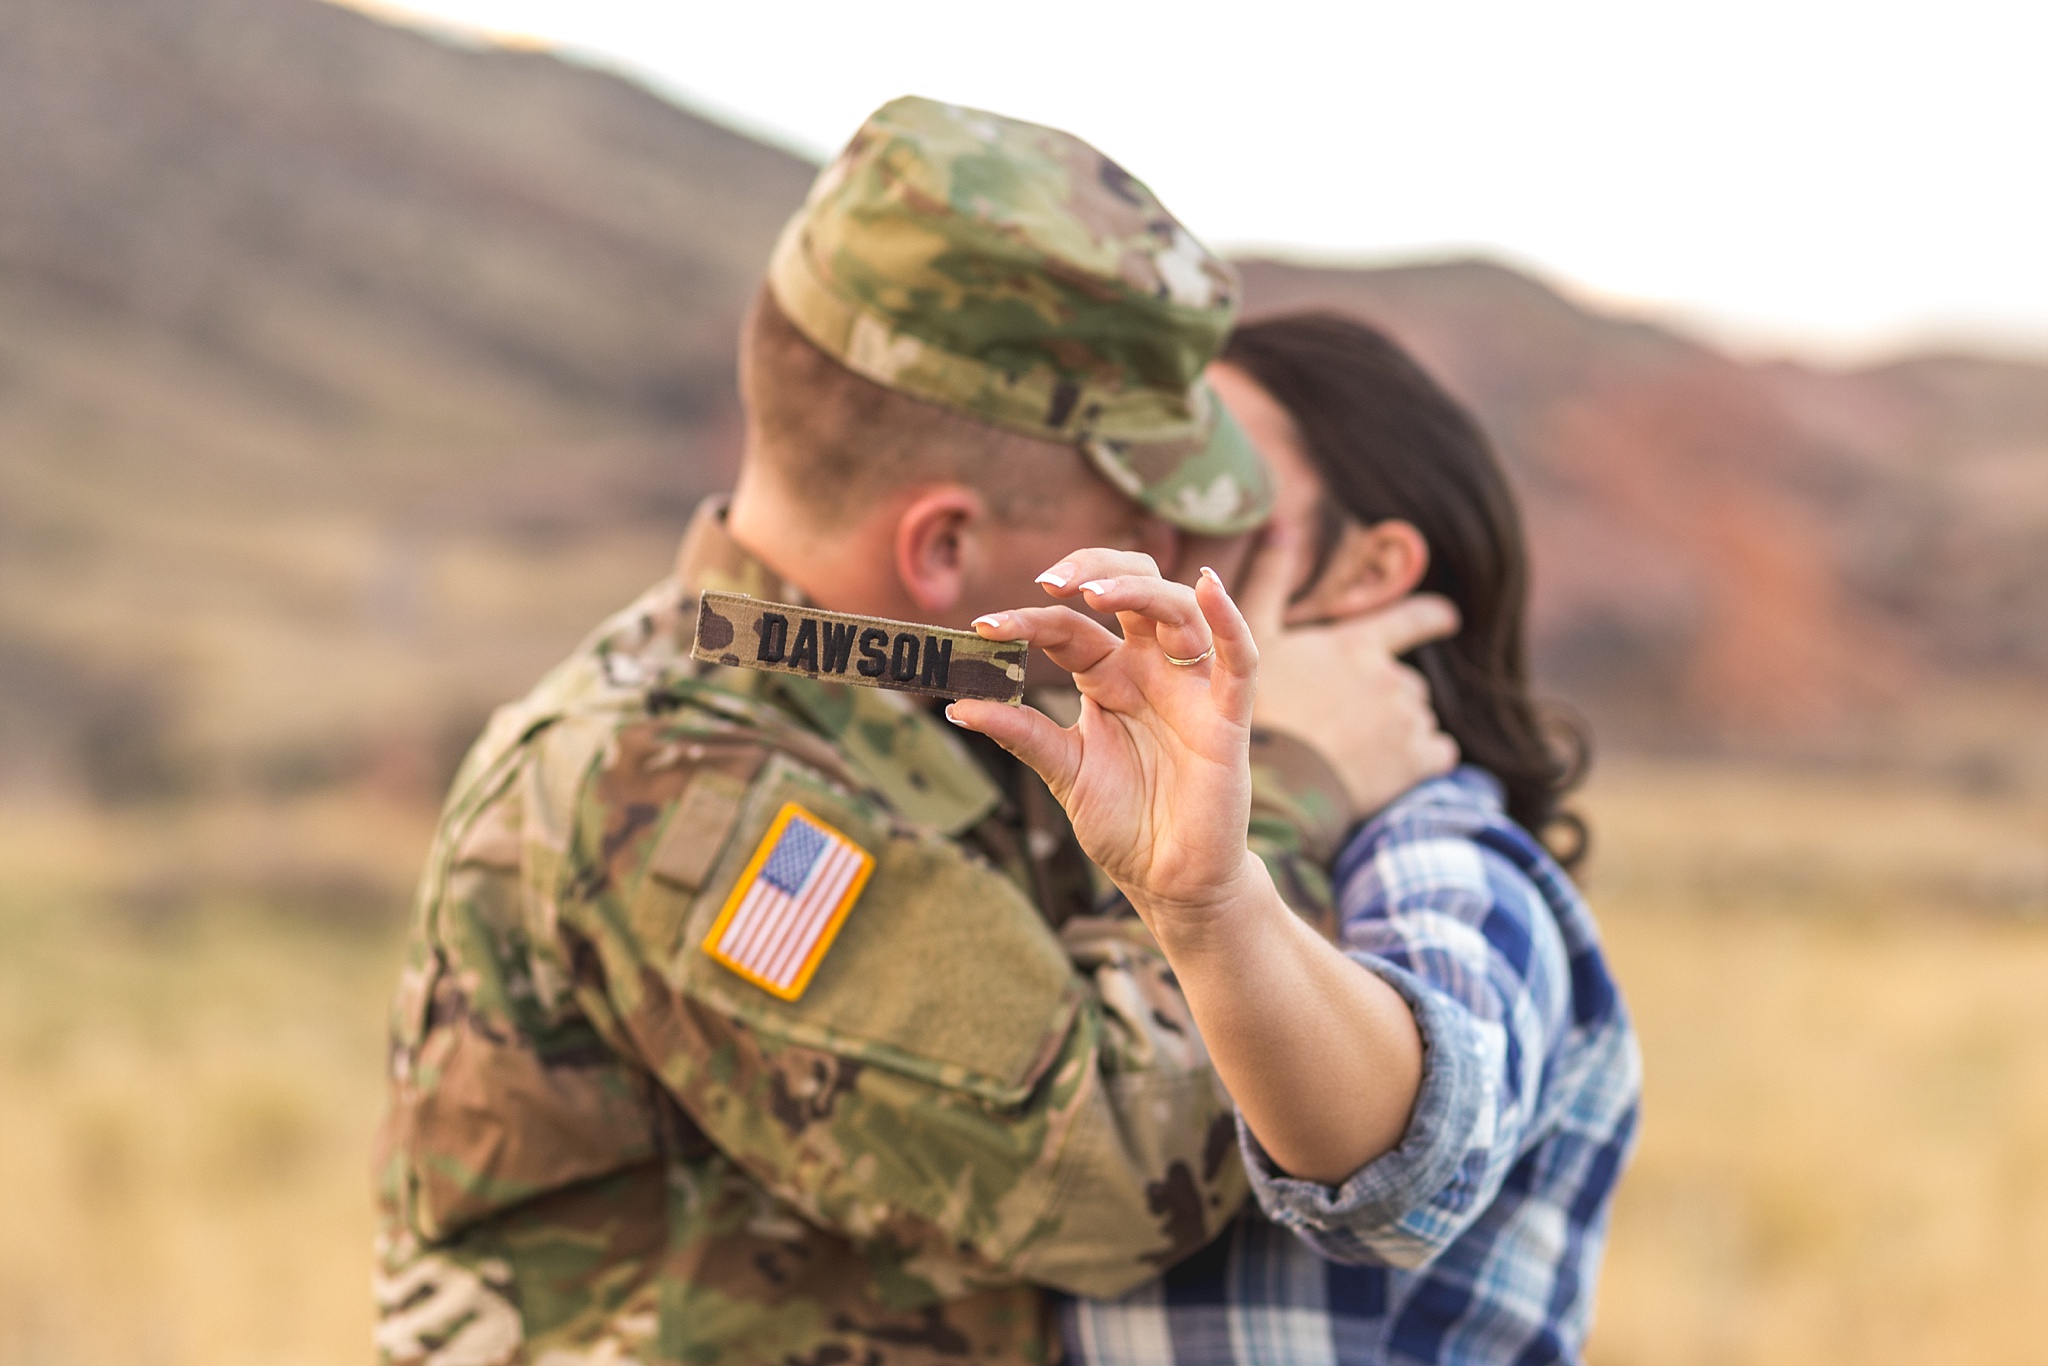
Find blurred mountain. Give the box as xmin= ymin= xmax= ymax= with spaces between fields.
xmin=0 ymin=0 xmax=813 ymax=798
xmin=2 ymin=0 xmax=2042 ymax=803
xmin=1239 ymin=261 xmax=2048 ymax=767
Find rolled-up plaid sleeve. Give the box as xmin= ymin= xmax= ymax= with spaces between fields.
xmin=1239 ymin=813 xmax=1573 ymax=1269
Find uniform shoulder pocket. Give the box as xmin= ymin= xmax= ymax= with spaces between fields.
xmin=667 ymin=754 xmax=1082 ymax=1107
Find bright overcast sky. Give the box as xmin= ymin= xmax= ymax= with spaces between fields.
xmin=349 ymin=0 xmax=2048 ymax=362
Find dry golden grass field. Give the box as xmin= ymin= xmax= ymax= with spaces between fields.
xmin=1 ymin=758 xmax=2044 ymax=1365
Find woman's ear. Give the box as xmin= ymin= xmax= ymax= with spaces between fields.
xmin=893 ymin=486 xmax=984 ymax=614
xmin=1284 ymin=518 xmax=1430 ymax=624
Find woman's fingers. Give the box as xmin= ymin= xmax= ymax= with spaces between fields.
xmin=944 ymin=700 xmax=1080 ymax=798
xmin=1197 ymin=566 xmax=1259 ymax=726
xmin=1035 ymin=548 xmax=1165 ymax=597
xmin=1007 ymin=547 xmax=1261 ymax=731
xmin=1034 ymin=546 xmax=1220 ymax=662
xmin=971 ymin=604 xmax=1123 ymax=676
xmin=1071 ymin=575 xmax=1211 ymax=658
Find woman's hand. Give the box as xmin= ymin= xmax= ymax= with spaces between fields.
xmin=951 ymin=546 xmax=1427 ymax=1184
xmin=950 ymin=545 xmax=1428 ymax=1184
xmin=945 ymin=549 xmax=1263 ymax=935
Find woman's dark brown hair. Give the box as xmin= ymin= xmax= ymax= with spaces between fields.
xmin=1222 ymin=312 xmax=1589 ymax=868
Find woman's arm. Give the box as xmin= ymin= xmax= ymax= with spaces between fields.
xmin=949 ymin=549 xmax=1426 ymax=1184
xmin=1145 ymin=850 xmax=1424 ymax=1183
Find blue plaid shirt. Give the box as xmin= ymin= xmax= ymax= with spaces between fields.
xmin=1059 ymin=767 xmax=1641 ymax=1365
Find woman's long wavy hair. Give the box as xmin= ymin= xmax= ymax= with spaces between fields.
xmin=1222 ymin=312 xmax=1590 ymax=868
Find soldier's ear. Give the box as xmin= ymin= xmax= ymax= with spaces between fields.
xmin=894 ymin=485 xmax=985 ymax=615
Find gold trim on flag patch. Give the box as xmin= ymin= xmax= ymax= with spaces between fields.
xmin=701 ymin=802 xmax=876 ymax=1001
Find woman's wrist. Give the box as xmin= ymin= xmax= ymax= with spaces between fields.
xmin=1131 ymin=850 xmax=1292 ymax=961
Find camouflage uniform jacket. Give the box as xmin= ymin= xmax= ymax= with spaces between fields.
xmin=372 ymin=499 xmax=1352 ymax=1366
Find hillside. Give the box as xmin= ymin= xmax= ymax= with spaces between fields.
xmin=0 ymin=0 xmax=814 ymax=798
xmin=6 ymin=11 xmax=2044 ymax=1361
xmin=2 ymin=0 xmax=2043 ymax=803
xmin=1238 ymin=260 xmax=2048 ymax=768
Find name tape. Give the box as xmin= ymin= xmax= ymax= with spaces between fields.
xmin=691 ymin=591 xmax=1027 ymax=705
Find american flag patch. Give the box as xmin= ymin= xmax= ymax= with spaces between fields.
xmin=701 ymin=803 xmax=875 ymax=1000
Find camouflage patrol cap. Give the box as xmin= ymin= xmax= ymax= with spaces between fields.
xmin=767 ymin=95 xmax=1272 ymax=536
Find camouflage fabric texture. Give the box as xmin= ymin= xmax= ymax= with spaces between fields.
xmin=767 ymin=94 xmax=1272 ymax=536
xmin=690 ymin=592 xmax=1029 ymax=704
xmin=375 ymin=501 xmax=1375 ymax=1365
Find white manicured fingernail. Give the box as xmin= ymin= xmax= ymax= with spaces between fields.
xmin=1036 ymin=564 xmax=1074 ymax=587
xmin=1079 ymin=579 xmax=1116 ymax=596
xmin=1200 ymin=565 xmax=1221 ymax=584
xmin=971 ymin=613 xmax=1007 ymax=631
xmin=943 ymin=704 xmax=966 ymax=727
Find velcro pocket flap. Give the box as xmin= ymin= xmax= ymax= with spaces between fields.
xmin=673 ymin=755 xmax=1082 ymax=1108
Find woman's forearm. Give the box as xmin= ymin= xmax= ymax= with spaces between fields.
xmin=1141 ymin=854 xmax=1424 ymax=1186
xmin=953 ymin=556 xmax=1425 ymax=1185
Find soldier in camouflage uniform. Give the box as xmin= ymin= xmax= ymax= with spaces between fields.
xmin=373 ymin=97 xmax=1366 ymax=1365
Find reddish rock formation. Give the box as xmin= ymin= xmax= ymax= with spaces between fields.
xmin=1237 ymin=259 xmax=2046 ymax=750
xmin=1 ymin=0 xmax=2039 ymax=796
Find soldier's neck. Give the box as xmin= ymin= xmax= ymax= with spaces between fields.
xmin=726 ymin=469 xmax=922 ymax=622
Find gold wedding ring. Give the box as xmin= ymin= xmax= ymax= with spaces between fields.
xmin=1162 ymin=644 xmax=1216 ymax=667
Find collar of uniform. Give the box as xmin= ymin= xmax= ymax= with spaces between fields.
xmin=674 ymin=495 xmax=808 ymax=603
xmin=674 ymin=495 xmax=1000 ymax=836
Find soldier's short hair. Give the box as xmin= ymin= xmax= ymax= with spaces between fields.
xmin=739 ymin=286 xmax=1082 ymax=525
